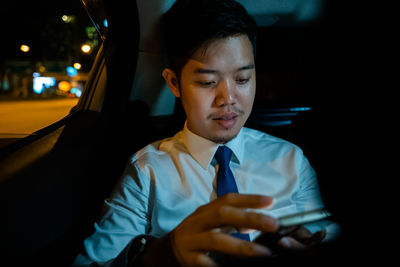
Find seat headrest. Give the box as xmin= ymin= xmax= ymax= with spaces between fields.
xmin=137 ymin=0 xmax=326 ymax=53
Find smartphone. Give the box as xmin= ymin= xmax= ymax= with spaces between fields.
xmin=277 ymin=208 xmax=332 ymax=227
xmin=254 ymin=208 xmax=332 ymax=251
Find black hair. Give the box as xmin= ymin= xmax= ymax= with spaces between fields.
xmin=163 ymin=0 xmax=257 ymax=76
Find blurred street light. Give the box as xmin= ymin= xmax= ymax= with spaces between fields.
xmin=81 ymin=44 xmax=91 ymax=53
xmin=66 ymin=66 xmax=78 ymax=77
xmin=61 ymin=15 xmax=75 ymax=23
xmin=20 ymin=44 xmax=30 ymax=53
xmin=73 ymin=62 xmax=82 ymax=70
xmin=58 ymin=81 xmax=71 ymax=92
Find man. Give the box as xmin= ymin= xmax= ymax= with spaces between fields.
xmin=73 ymin=0 xmax=326 ymax=266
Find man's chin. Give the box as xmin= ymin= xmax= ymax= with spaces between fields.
xmin=208 ymin=131 xmax=240 ymax=144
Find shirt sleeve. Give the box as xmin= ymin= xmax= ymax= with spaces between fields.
xmin=290 ymin=149 xmax=339 ymax=234
xmin=73 ymin=158 xmax=151 ymax=265
xmin=291 ymin=150 xmax=324 ymax=212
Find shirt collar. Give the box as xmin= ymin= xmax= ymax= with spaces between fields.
xmin=181 ymin=122 xmax=245 ymax=170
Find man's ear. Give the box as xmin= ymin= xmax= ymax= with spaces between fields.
xmin=162 ymin=68 xmax=180 ymax=98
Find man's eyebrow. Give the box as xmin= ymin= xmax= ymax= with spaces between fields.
xmin=194 ymin=68 xmax=218 ymax=74
xmin=237 ymin=64 xmax=255 ymax=71
xmin=238 ymin=64 xmax=255 ymax=71
xmin=194 ymin=64 xmax=255 ymax=74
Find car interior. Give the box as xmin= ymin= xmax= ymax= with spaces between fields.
xmin=0 ymin=0 xmax=337 ymax=266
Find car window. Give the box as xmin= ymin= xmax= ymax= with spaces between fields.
xmin=0 ymin=0 xmax=104 ymax=149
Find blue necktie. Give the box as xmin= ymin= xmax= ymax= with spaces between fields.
xmin=214 ymin=146 xmax=250 ymax=241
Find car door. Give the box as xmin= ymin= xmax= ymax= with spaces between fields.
xmin=0 ymin=1 xmax=142 ymax=266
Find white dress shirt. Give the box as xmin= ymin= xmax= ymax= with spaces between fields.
xmin=74 ymin=124 xmax=325 ymax=264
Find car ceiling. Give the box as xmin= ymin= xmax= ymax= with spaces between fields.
xmin=138 ymin=0 xmax=326 ymax=53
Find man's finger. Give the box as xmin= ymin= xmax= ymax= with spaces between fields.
xmin=290 ymin=226 xmax=313 ymax=241
xmin=214 ymin=193 xmax=274 ymax=209
xmin=304 ymin=230 xmax=327 ymax=245
xmin=194 ymin=194 xmax=273 ymax=216
xmin=193 ymin=231 xmax=272 ymax=257
xmin=278 ymin=236 xmax=306 ymax=249
xmin=190 ymin=253 xmax=218 ymax=267
xmin=196 ymin=205 xmax=278 ymax=233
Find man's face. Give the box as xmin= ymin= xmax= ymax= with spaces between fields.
xmin=178 ymin=35 xmax=256 ymax=143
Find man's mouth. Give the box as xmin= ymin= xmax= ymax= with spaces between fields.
xmin=212 ymin=113 xmax=238 ymax=128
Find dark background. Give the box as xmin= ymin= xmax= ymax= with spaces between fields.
xmin=0 ymin=0 xmax=95 ymax=71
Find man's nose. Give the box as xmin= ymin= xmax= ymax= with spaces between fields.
xmin=215 ymin=80 xmax=236 ymax=107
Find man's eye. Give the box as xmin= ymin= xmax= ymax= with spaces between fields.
xmin=197 ymin=81 xmax=215 ymax=87
xmin=236 ymin=78 xmax=250 ymax=84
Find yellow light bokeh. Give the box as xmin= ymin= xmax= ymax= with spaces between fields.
xmin=61 ymin=15 xmax=75 ymax=23
xmin=81 ymin=44 xmax=91 ymax=53
xmin=20 ymin=44 xmax=30 ymax=53
xmin=73 ymin=63 xmax=82 ymax=70
xmin=58 ymin=81 xmax=71 ymax=92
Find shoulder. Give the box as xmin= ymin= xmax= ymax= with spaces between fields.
xmin=129 ymin=131 xmax=184 ymax=168
xmin=241 ymin=127 xmax=314 ymax=175
xmin=118 ymin=135 xmax=180 ymax=191
xmin=131 ymin=140 xmax=165 ymax=162
xmin=241 ymin=127 xmax=302 ymax=153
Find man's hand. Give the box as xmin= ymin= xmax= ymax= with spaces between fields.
xmin=277 ymin=226 xmax=326 ymax=249
xmin=167 ymin=193 xmax=278 ymax=266
xmin=255 ymin=225 xmax=326 ymax=253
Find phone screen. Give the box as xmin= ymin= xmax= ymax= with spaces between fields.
xmin=278 ymin=208 xmax=332 ymax=227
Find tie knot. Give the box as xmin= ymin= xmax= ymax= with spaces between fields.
xmin=214 ymin=146 xmax=233 ymax=166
